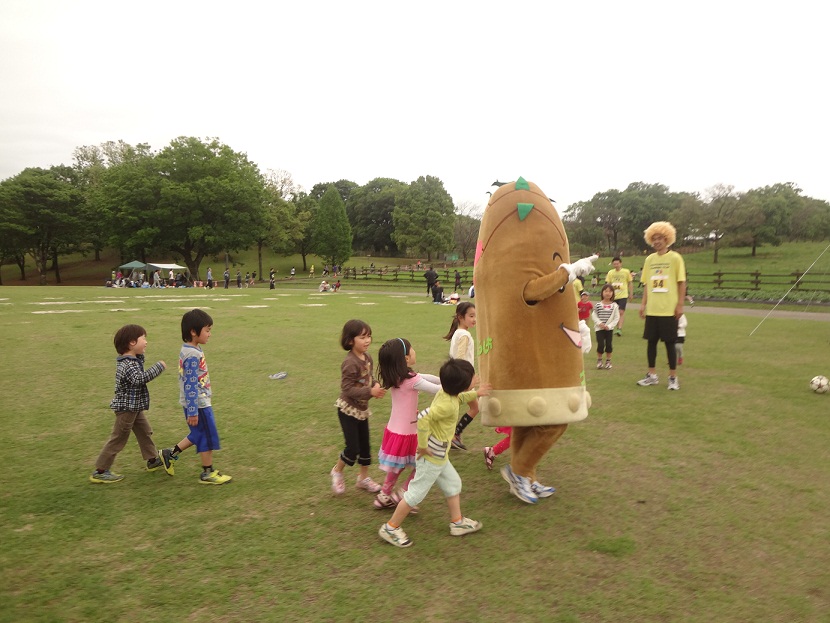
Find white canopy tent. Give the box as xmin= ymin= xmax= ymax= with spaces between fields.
xmin=146 ymin=262 xmax=188 ymax=271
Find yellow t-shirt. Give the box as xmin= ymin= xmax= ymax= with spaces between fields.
xmin=605 ymin=268 xmax=632 ymax=300
xmin=572 ymin=279 xmax=584 ymax=297
xmin=642 ymin=251 xmax=686 ymax=316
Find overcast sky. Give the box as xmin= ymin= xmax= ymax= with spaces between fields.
xmin=1 ymin=1 xmax=827 ymax=213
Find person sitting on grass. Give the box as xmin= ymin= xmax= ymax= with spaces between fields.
xmin=431 ymin=280 xmax=446 ymax=304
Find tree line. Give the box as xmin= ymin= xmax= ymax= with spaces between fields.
xmin=3 ymin=136 xmax=829 ymax=285
xmin=563 ymin=181 xmax=830 ymax=262
xmin=0 ymin=137 xmax=478 ymax=284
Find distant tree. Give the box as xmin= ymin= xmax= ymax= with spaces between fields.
xmin=700 ymin=184 xmax=740 ymax=263
xmin=309 ymin=179 xmax=358 ymax=204
xmin=346 ymin=177 xmax=406 ymax=255
xmin=73 ymin=141 xmax=150 ymax=262
xmin=453 ymin=201 xmax=482 ymax=262
xmin=789 ymin=197 xmax=830 ymax=241
xmin=287 ymin=192 xmax=318 ymax=271
xmin=667 ymin=192 xmax=705 ymax=248
xmin=0 ymin=166 xmax=84 ymax=284
xmin=562 ymin=200 xmax=606 ymax=252
xmin=588 ymin=189 xmax=625 ymax=254
xmin=264 ymin=168 xmax=302 ymax=202
xmin=97 ymin=137 xmax=268 ymax=279
xmin=311 ymin=185 xmax=352 ymax=267
xmin=734 ymin=183 xmax=799 ymax=256
xmin=392 ymin=176 xmax=455 ymax=261
xmin=255 ymin=171 xmax=303 ymax=279
xmin=616 ymin=182 xmax=682 ymax=251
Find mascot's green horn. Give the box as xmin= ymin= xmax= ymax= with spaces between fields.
xmin=517 ymin=203 xmax=534 ymax=221
xmin=516 ymin=178 xmax=534 ymax=220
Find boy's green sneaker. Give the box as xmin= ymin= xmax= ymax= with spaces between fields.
xmin=158 ymin=448 xmax=176 ymax=476
xmin=89 ymin=470 xmax=124 ymax=484
xmin=199 ymin=470 xmax=232 ymax=485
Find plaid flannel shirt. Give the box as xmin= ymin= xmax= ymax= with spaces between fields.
xmin=110 ymin=354 xmax=165 ymax=412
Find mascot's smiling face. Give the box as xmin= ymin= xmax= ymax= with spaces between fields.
xmin=476 ymin=181 xmax=569 ymax=293
xmin=474 ymin=177 xmax=586 ymax=396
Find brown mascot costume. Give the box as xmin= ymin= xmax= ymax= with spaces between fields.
xmin=474 ymin=177 xmax=596 ymax=504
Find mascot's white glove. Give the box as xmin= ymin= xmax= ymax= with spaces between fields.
xmin=559 ymin=254 xmax=599 ymax=283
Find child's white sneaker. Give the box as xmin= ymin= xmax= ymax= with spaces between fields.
xmin=449 ymin=517 xmax=482 ymax=536
xmin=379 ymin=523 xmax=412 ymax=548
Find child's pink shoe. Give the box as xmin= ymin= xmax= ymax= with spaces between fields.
xmin=355 ymin=476 xmax=382 ymax=493
xmin=330 ymin=468 xmax=345 ymax=495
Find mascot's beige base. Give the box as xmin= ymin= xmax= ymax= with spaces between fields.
xmin=474 ymin=177 xmax=591 ymax=480
xmin=481 ymin=386 xmax=591 ymax=427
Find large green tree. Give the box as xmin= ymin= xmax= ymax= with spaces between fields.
xmin=734 ymin=183 xmax=799 ymax=256
xmin=789 ymin=197 xmax=830 ymax=242
xmin=346 ymin=177 xmax=406 ymax=255
xmin=97 ymin=137 xmax=268 ymax=278
xmin=392 ymin=175 xmax=455 ymax=260
xmin=311 ymin=185 xmax=352 ymax=267
xmin=616 ymin=182 xmax=683 ymax=252
xmin=0 ymin=166 xmax=84 ymax=284
xmin=288 ymin=192 xmax=318 ymax=271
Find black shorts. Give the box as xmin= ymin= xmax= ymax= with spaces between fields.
xmin=616 ymin=297 xmax=628 ymax=311
xmin=643 ymin=315 xmax=678 ymax=343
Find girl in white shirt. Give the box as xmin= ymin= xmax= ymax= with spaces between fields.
xmin=443 ymin=302 xmax=477 ymax=449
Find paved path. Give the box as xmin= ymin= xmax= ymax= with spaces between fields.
xmin=340 ymin=288 xmax=830 ymax=322
xmin=633 ymin=302 xmax=830 ymax=322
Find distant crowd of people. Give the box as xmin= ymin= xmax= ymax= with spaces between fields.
xmin=106 ymin=269 xmax=188 ymax=289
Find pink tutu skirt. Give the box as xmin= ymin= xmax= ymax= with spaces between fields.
xmin=378 ymin=427 xmax=418 ymax=473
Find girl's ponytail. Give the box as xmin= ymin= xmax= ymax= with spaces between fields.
xmin=443 ymin=302 xmax=474 ymax=341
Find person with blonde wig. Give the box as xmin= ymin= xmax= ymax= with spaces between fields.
xmin=636 ymin=221 xmax=686 ymax=390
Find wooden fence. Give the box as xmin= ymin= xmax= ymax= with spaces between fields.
xmin=341 ymin=264 xmax=473 ymax=285
xmin=685 ymin=271 xmax=830 ymax=293
xmin=339 ymin=265 xmax=830 ymax=293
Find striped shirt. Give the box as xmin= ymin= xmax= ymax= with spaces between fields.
xmin=591 ymin=302 xmax=620 ymax=331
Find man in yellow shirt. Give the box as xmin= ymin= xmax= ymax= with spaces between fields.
xmin=605 ymin=257 xmax=633 ymax=336
xmin=637 ymin=222 xmax=686 ymax=391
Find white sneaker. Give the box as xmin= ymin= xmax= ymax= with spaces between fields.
xmin=501 ymin=465 xmax=539 ymax=504
xmin=449 ymin=516 xmax=482 ymax=536
xmin=668 ymin=376 xmax=680 ymax=391
xmin=530 ymin=481 xmax=556 ymax=498
xmin=379 ymin=523 xmax=412 ymax=548
xmin=637 ymin=373 xmax=659 ymax=386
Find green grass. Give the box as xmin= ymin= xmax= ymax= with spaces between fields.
xmin=1 ymin=286 xmax=830 ymax=622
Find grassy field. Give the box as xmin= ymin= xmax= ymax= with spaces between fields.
xmin=1 ymin=286 xmax=829 ymax=622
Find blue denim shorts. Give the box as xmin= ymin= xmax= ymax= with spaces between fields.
xmin=186 ymin=406 xmax=221 ymax=453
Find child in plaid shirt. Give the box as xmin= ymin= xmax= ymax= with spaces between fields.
xmin=89 ymin=324 xmax=166 ymax=483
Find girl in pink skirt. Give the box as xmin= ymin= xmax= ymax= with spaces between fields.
xmin=375 ymin=337 xmax=441 ymax=509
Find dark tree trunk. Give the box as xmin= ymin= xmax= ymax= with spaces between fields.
xmin=52 ymin=247 xmax=61 ymax=284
